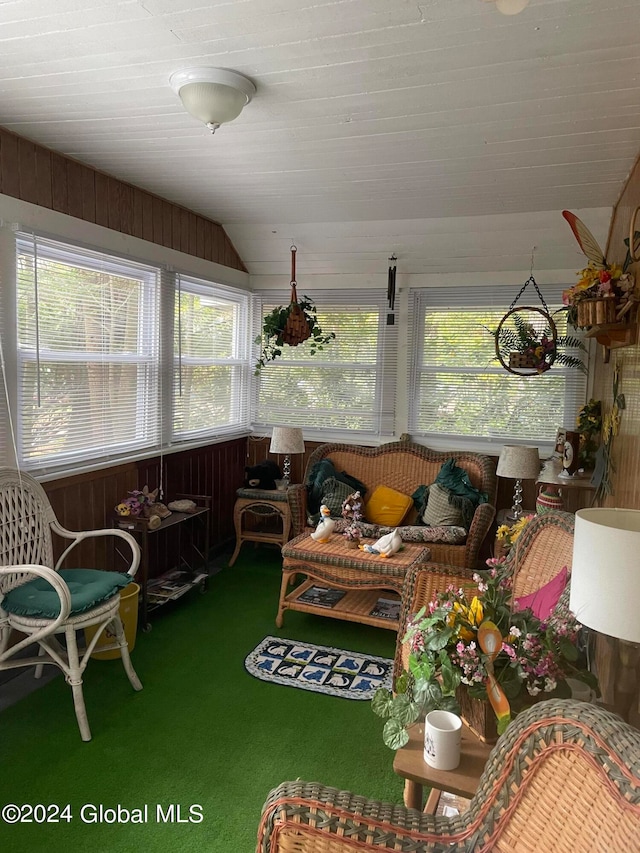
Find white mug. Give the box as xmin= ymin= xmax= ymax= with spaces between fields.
xmin=424 ymin=710 xmax=462 ymax=771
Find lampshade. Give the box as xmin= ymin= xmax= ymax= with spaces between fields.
xmin=496 ymin=446 xmax=540 ymax=480
xmin=269 ymin=427 xmax=305 ymax=456
xmin=570 ymin=508 xmax=640 ymax=644
xmin=169 ymin=67 xmax=255 ymax=134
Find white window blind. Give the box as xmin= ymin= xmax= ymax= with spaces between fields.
xmin=409 ymin=286 xmax=587 ymax=446
xmin=16 ymin=233 xmax=160 ymax=474
xmin=173 ymin=275 xmax=251 ymax=440
xmin=253 ymin=290 xmax=396 ymax=438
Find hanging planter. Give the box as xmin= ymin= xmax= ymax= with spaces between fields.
xmin=254 ymin=245 xmax=335 ymax=374
xmin=487 ymin=275 xmax=586 ymax=376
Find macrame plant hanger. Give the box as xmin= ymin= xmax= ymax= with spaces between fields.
xmin=495 ymin=255 xmax=558 ymax=377
xmin=280 ymin=245 xmax=312 ymax=347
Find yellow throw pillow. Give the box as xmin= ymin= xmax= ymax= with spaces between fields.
xmin=365 ymin=485 xmax=413 ymax=527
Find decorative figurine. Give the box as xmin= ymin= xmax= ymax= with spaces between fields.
xmin=360 ymin=528 xmax=402 ymax=558
xmin=310 ymin=504 xmax=336 ymax=542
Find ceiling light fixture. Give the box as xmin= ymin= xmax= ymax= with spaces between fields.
xmin=482 ymin=0 xmax=531 ymax=14
xmin=169 ymin=67 xmax=256 ymax=134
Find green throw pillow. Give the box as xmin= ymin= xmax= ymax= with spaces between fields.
xmin=1 ymin=569 xmax=132 ymax=619
xmin=320 ymin=477 xmax=356 ymax=518
xmin=421 ymin=483 xmax=466 ymax=528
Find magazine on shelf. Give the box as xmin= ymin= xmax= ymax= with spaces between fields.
xmin=369 ymin=597 xmax=401 ymax=621
xmin=296 ymin=585 xmax=346 ymax=608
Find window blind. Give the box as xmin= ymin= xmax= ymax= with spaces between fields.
xmin=253 ymin=290 xmax=396 ymax=438
xmin=409 ymin=285 xmax=588 ymax=446
xmin=173 ymin=274 xmax=251 ymax=440
xmin=16 ymin=233 xmax=161 ymax=474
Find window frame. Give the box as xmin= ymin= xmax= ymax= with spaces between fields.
xmin=408 ymin=285 xmax=589 ymax=452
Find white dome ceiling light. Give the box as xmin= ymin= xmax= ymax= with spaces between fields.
xmin=169 ymin=67 xmax=256 ymax=134
xmin=481 ymin=0 xmax=531 ymax=14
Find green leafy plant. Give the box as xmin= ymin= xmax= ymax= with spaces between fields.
xmin=254 ymin=295 xmax=335 ymax=374
xmin=487 ymin=311 xmax=587 ymax=374
xmin=372 ymin=559 xmax=598 ymax=750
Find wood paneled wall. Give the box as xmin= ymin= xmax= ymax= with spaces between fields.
xmin=43 ymin=438 xmax=247 ymax=577
xmin=591 ymin=155 xmax=640 ymax=720
xmin=0 ymin=127 xmax=246 ymax=271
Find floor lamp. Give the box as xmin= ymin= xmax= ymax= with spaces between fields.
xmin=570 ymin=508 xmax=640 ymax=722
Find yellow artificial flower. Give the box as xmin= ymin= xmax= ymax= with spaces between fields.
xmin=469 ymin=596 xmax=484 ymax=626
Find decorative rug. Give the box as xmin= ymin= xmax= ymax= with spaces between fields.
xmin=244 ymin=636 xmax=393 ymax=700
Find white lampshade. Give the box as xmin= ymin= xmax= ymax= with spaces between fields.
xmin=496 ymin=446 xmax=540 ymax=480
xmin=570 ymin=508 xmax=640 ymax=644
xmin=269 ymin=427 xmax=305 ymax=456
xmin=170 ymin=67 xmax=255 ymax=134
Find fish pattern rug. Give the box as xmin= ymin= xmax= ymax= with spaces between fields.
xmin=244 ymin=636 xmax=393 ymax=700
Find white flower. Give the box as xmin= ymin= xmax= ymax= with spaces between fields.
xmin=527 ymin=683 xmax=541 ymax=696
xmin=544 ymin=677 xmax=557 ymax=693
xmin=509 ymin=626 xmax=522 ymax=638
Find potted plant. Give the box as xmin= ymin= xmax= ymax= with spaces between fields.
xmin=254 ymin=244 xmax=336 ymax=374
xmin=254 ymin=294 xmax=335 ymax=374
xmin=372 ymin=558 xmax=598 ymax=749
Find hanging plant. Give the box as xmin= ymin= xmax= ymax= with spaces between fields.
xmin=488 ymin=307 xmax=587 ymax=375
xmin=485 ymin=274 xmax=587 ymax=376
xmin=254 ymin=245 xmax=335 ymax=374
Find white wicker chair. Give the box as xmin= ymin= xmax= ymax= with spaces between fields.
xmin=0 ymin=468 xmax=143 ymax=741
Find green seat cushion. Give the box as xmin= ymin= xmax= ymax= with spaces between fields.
xmin=2 ymin=569 xmax=132 ymax=619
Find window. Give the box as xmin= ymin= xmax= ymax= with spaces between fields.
xmin=409 ymin=286 xmax=587 ymax=446
xmin=253 ymin=291 xmax=396 ymax=438
xmin=16 ymin=234 xmax=160 ymax=474
xmin=173 ymin=275 xmax=251 ymax=440
xmin=9 ymin=233 xmax=252 ymax=476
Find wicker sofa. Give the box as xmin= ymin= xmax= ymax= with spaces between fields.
xmin=287 ymin=440 xmax=497 ymax=570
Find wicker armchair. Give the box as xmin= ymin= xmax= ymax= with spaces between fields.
xmin=0 ymin=468 xmax=143 ymax=741
xmin=257 ymin=699 xmax=640 ymax=852
xmin=394 ymin=510 xmax=576 ymax=681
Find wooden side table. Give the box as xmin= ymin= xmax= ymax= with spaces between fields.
xmin=229 ymin=488 xmax=291 ymax=567
xmin=393 ymin=720 xmax=492 ymax=813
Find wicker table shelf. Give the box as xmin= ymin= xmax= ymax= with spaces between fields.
xmin=277 ymin=533 xmax=430 ymax=630
xmin=229 ymin=488 xmax=291 ymax=567
xmin=284 ymin=578 xmax=401 ymax=631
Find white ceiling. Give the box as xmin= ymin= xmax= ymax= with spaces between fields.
xmin=1 ymin=0 xmax=638 ymax=279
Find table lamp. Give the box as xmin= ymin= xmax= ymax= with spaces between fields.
xmin=269 ymin=426 xmax=305 ymax=486
xmin=496 ymin=445 xmax=540 ymax=520
xmin=570 ymin=507 xmax=640 ymax=722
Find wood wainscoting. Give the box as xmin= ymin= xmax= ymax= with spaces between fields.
xmin=43 ymin=438 xmax=247 ymax=575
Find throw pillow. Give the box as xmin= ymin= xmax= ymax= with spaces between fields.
xmin=513 ymin=566 xmax=569 ymax=621
xmin=364 ymin=485 xmax=413 ymax=527
xmin=320 ymin=477 xmax=356 ymax=518
xmin=2 ymin=569 xmax=132 ymax=619
xmin=421 ymin=482 xmax=466 ymax=528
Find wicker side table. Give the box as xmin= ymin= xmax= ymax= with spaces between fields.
xmin=229 ymin=488 xmax=291 ymax=567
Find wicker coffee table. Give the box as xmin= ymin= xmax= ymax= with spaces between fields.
xmin=277 ymin=532 xmax=430 ymax=630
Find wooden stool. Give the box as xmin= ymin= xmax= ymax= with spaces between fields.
xmin=229 ymin=488 xmax=291 ymax=567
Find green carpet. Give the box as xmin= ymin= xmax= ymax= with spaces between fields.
xmin=0 ymin=548 xmax=403 ymax=852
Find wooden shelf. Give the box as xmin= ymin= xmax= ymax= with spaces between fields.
xmin=584 ymin=322 xmax=636 ymax=350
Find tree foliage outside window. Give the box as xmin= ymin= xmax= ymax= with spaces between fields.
xmin=410 ymin=293 xmax=587 ymax=445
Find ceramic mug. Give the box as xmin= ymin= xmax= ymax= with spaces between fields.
xmin=423 ymin=710 xmax=462 ymax=771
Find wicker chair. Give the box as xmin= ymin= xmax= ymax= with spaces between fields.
xmin=0 ymin=468 xmax=143 ymax=741
xmin=257 ymin=699 xmax=640 ymax=852
xmin=394 ymin=510 xmax=576 ymax=681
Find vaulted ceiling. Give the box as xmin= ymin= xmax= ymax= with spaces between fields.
xmin=1 ymin=0 xmax=638 ymax=278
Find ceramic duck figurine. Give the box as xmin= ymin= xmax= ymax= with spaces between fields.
xmin=360 ymin=528 xmax=402 ymax=558
xmin=310 ymin=505 xmax=336 ymax=543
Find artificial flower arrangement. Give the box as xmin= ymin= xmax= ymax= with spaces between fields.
xmin=490 ymin=311 xmax=586 ymax=374
xmin=495 ymin=513 xmax=536 ymax=553
xmin=372 ymin=557 xmax=598 ymax=749
xmin=576 ymin=398 xmax=602 ymax=469
xmin=561 ymin=210 xmax=637 ymax=329
xmin=341 ymin=490 xmax=364 ymax=547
